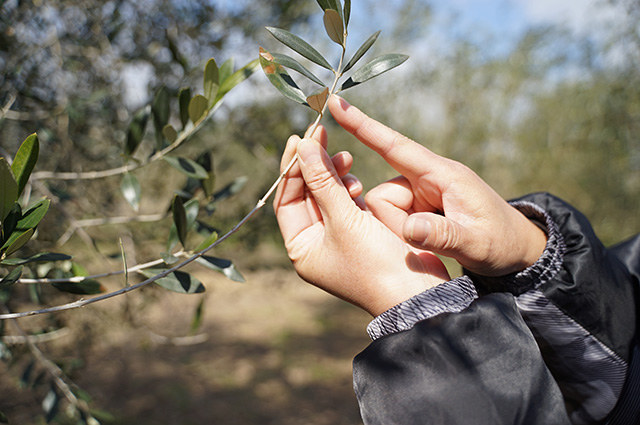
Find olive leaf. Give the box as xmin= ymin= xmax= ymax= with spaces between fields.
xmin=188 ymin=94 xmax=209 ymax=124
xmin=140 ymin=268 xmax=206 ymax=294
xmin=195 ymin=231 xmax=219 ymax=252
xmin=343 ymin=30 xmax=381 ymax=73
xmin=126 ymin=105 xmax=151 ymax=156
xmin=178 ymin=87 xmax=192 ymax=129
xmin=259 ymin=47 xmax=308 ymax=106
xmin=0 ymin=158 xmax=18 ymax=222
xmin=271 ymin=52 xmax=325 ymax=86
xmin=219 ymin=58 xmax=234 ymax=85
xmin=121 ymin=173 xmax=141 ymax=212
xmin=266 ymin=27 xmax=333 ymax=71
xmin=344 ymin=0 xmax=351 ymax=28
xmin=1 ymin=199 xmax=49 ymax=255
xmin=164 ymin=156 xmax=209 ymax=180
xmin=52 ymin=279 xmax=104 ymax=295
xmin=203 ymin=58 xmax=219 ymax=106
xmin=0 ymin=265 xmax=23 ymax=290
xmin=163 ymin=124 xmax=178 ymax=143
xmin=323 ymin=9 xmax=344 ymax=46
xmin=2 ymin=228 xmax=34 ymax=258
xmin=152 ymin=86 xmax=171 ymax=149
xmin=196 ymin=256 xmax=245 ymax=283
xmin=215 ymin=58 xmax=260 ymax=103
xmin=341 ymin=53 xmax=409 ymax=91
xmin=11 ymin=133 xmax=39 ymax=197
xmin=1 ymin=253 xmax=71 ymax=266
xmin=307 ymin=87 xmax=329 ymax=113
xmin=172 ymin=195 xmax=188 ymax=249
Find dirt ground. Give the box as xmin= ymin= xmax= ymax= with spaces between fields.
xmin=0 ymin=267 xmax=373 ymax=425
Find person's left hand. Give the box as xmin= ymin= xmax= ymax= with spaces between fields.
xmin=274 ymin=126 xmax=450 ymax=317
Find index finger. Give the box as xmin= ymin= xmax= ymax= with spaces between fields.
xmin=327 ymin=95 xmax=447 ymax=180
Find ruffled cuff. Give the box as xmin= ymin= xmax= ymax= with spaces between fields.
xmin=465 ymin=201 xmax=566 ymax=295
xmin=366 ymin=276 xmax=478 ymax=340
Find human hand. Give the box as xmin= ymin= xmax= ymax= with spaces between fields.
xmin=327 ymin=95 xmax=547 ymax=277
xmin=274 ymin=126 xmax=450 ymax=317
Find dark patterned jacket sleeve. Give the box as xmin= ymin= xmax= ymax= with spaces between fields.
xmin=352 ymin=193 xmax=639 ymax=425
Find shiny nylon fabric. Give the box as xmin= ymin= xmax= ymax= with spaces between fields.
xmin=353 ymin=294 xmax=571 ymax=425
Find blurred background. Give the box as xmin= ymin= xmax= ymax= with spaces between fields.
xmin=0 ymin=0 xmax=638 ymax=424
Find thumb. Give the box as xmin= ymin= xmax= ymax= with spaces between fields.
xmin=296 ymin=137 xmax=355 ymax=219
xmin=403 ymin=213 xmax=469 ymax=259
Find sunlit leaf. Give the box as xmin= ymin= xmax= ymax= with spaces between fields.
xmin=323 ymin=9 xmax=344 ymax=46
xmin=0 ymin=158 xmax=18 ymax=221
xmin=164 ymin=156 xmax=209 ymax=180
xmin=341 ymin=53 xmax=409 ymax=91
xmin=196 ymin=256 xmax=245 ymax=283
xmin=265 ymin=27 xmax=333 ymax=70
xmin=120 ymin=173 xmax=141 ymax=212
xmin=271 ymin=53 xmax=325 ymax=86
xmin=52 ymin=279 xmax=104 ymax=295
xmin=215 ymin=58 xmax=260 ymax=103
xmin=152 ymin=86 xmax=171 ymax=149
xmin=188 ymin=94 xmax=208 ymax=124
xmin=172 ymin=195 xmax=188 ymax=249
xmin=140 ymin=268 xmax=205 ymax=294
xmin=178 ymin=87 xmax=191 ymax=129
xmin=343 ymin=30 xmax=380 ymax=73
xmin=1 ymin=253 xmax=71 ymax=266
xmin=219 ymin=58 xmax=234 ymax=84
xmin=11 ymin=133 xmax=39 ymax=197
xmin=259 ymin=48 xmax=308 ymax=106
xmin=203 ymin=58 xmax=219 ymax=106
xmin=3 ymin=228 xmax=34 ymax=258
xmin=125 ymin=105 xmax=151 ymax=156
xmin=0 ymin=265 xmax=23 ymax=289
xmin=162 ymin=124 xmax=177 ymax=144
xmin=306 ymin=87 xmax=329 ymax=113
xmin=195 ymin=231 xmax=218 ymax=252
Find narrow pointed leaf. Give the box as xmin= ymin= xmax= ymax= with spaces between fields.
xmin=52 ymin=279 xmax=104 ymax=295
xmin=316 ymin=0 xmax=331 ymax=10
xmin=126 ymin=105 xmax=151 ymax=156
xmin=0 ymin=158 xmax=18 ymax=221
xmin=184 ymin=198 xmax=199 ymax=232
xmin=272 ymin=53 xmax=325 ymax=86
xmin=215 ymin=58 xmax=260 ymax=103
xmin=164 ymin=156 xmax=209 ymax=180
xmin=140 ymin=268 xmax=205 ymax=294
xmin=171 ymin=195 xmax=188 ymax=249
xmin=341 ymin=53 xmax=409 ymax=91
xmin=323 ymin=9 xmax=344 ymax=46
xmin=203 ymin=58 xmax=219 ymax=106
xmin=306 ymin=87 xmax=329 ymax=113
xmin=152 ymin=86 xmax=171 ymax=149
xmin=196 ymin=256 xmax=245 ymax=283
xmin=211 ymin=175 xmax=248 ymax=203
xmin=188 ymin=95 xmax=208 ymax=123
xmin=259 ymin=48 xmax=308 ymax=106
xmin=344 ymin=0 xmax=351 ymax=28
xmin=219 ymin=58 xmax=234 ymax=84
xmin=11 ymin=133 xmax=39 ymax=197
xmin=195 ymin=231 xmax=219 ymax=252
xmin=343 ymin=30 xmax=381 ymax=73
xmin=162 ymin=124 xmax=177 ymax=143
xmin=4 ymin=228 xmax=34 ymax=258
xmin=265 ymin=27 xmax=333 ymax=70
xmin=0 ymin=265 xmax=23 ymax=290
xmin=120 ymin=173 xmax=141 ymax=212
xmin=2 ymin=203 xmax=21 ymax=245
xmin=1 ymin=199 xmax=50 ymax=251
xmin=1 ymin=253 xmax=71 ymax=266
xmin=178 ymin=87 xmax=191 ymax=129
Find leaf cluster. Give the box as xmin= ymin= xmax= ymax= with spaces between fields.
xmin=260 ymin=0 xmax=408 ymax=113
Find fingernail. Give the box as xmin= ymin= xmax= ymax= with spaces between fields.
xmin=334 ymin=95 xmax=350 ymax=111
xmin=297 ymin=138 xmax=321 ymax=165
xmin=405 ymin=216 xmax=430 ymax=244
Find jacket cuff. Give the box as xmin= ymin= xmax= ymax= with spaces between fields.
xmin=366 ymin=276 xmax=478 ymax=340
xmin=465 ymin=201 xmax=566 ymax=295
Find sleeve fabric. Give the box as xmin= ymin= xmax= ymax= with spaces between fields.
xmin=352 ymin=193 xmax=639 ymax=425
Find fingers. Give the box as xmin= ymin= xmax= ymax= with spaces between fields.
xmin=327 ymin=95 xmax=447 ymax=180
xmin=365 ymin=176 xmax=413 ymax=237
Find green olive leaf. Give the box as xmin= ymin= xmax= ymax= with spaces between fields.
xmin=162 ymin=124 xmax=178 ymax=144
xmin=171 ymin=195 xmax=188 ymax=249
xmin=341 ymin=53 xmax=409 ymax=91
xmin=164 ymin=156 xmax=209 ymax=180
xmin=259 ymin=48 xmax=308 ymax=106
xmin=344 ymin=0 xmax=351 ymax=28
xmin=11 ymin=133 xmax=39 ymax=197
xmin=215 ymin=58 xmax=260 ymax=104
xmin=152 ymin=86 xmax=171 ymax=149
xmin=0 ymin=265 xmax=23 ymax=289
xmin=120 ymin=173 xmax=141 ymax=212
xmin=0 ymin=158 xmax=18 ymax=222
xmin=219 ymin=58 xmax=234 ymax=85
xmin=3 ymin=228 xmax=34 ymax=258
xmin=271 ymin=53 xmax=325 ymax=87
xmin=203 ymin=58 xmax=220 ymax=107
xmin=126 ymin=105 xmax=151 ymax=156
xmin=196 ymin=256 xmax=245 ymax=283
xmin=178 ymin=87 xmax=192 ymax=129
xmin=265 ymin=27 xmax=333 ymax=71
xmin=188 ymin=95 xmax=209 ymax=124
xmin=140 ymin=268 xmax=206 ymax=294
xmin=343 ymin=30 xmax=381 ymax=73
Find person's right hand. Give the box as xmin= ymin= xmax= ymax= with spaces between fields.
xmin=327 ymin=95 xmax=548 ymax=277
